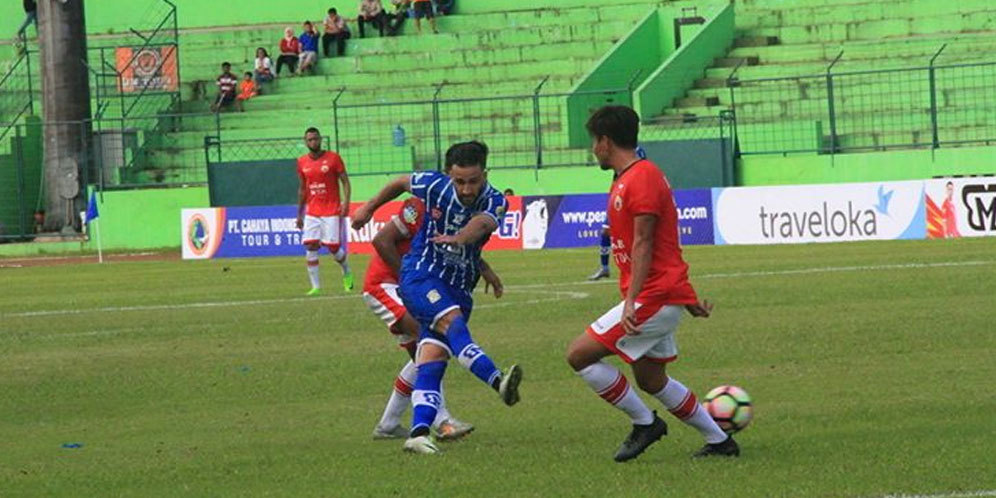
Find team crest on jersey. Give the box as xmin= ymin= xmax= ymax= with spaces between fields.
xmin=403 ymin=204 xmax=418 ymax=224
xmin=452 ymin=213 xmax=466 ymax=225
xmin=427 ymin=289 xmax=442 ymax=303
xmin=431 ymin=208 xmax=443 ymax=220
xmin=320 ymin=164 xmax=329 ymax=173
xmin=613 ymin=195 xmax=623 ymax=211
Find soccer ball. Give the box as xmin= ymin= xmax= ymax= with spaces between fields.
xmin=703 ymin=385 xmax=753 ymax=434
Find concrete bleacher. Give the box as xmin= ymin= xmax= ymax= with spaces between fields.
xmin=652 ymin=0 xmax=996 ymax=152
xmin=127 ymin=1 xmax=664 ymax=184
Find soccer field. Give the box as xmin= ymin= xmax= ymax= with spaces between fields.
xmin=2 ymin=238 xmax=995 ymax=497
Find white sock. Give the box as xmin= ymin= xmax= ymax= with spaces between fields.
xmin=577 ymin=362 xmax=654 ymax=425
xmin=377 ymin=360 xmax=416 ymax=429
xmin=653 ymin=377 xmax=728 ymax=444
xmin=306 ymin=250 xmax=320 ymax=289
xmin=333 ymin=246 xmax=350 ymax=274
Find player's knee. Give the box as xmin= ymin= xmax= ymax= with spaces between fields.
xmin=565 ymin=342 xmax=593 ymax=371
xmin=305 ymin=242 xmax=321 ymax=251
xmin=433 ymin=309 xmax=462 ymax=335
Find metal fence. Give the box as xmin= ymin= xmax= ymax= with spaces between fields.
xmin=0 ymin=52 xmax=34 ymax=147
xmin=729 ymin=57 xmax=996 ymax=155
xmin=330 ymin=86 xmax=634 ymax=175
xmin=204 ymin=135 xmax=331 ymax=165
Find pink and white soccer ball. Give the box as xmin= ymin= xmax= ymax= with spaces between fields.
xmin=702 ymin=385 xmax=753 ymax=434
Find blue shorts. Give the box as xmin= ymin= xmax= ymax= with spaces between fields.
xmin=399 ymin=273 xmax=473 ymax=354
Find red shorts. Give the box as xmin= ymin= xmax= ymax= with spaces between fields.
xmin=586 ymin=300 xmax=682 ymax=364
xmin=362 ymin=282 xmax=415 ymax=346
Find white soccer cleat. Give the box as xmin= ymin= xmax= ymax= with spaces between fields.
xmin=588 ymin=267 xmax=610 ymax=281
xmin=435 ymin=418 xmax=475 ymax=441
xmin=403 ymin=435 xmax=440 ymax=454
xmin=372 ymin=424 xmax=408 ymax=440
xmin=499 ymin=364 xmax=523 ymax=406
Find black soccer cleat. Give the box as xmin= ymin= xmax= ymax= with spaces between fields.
xmin=613 ymin=412 xmax=668 ymax=462
xmin=692 ymin=436 xmax=740 ymax=458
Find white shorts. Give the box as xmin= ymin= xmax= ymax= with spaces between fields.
xmin=299 ymin=51 xmax=317 ymax=65
xmin=362 ymin=282 xmax=416 ymax=345
xmin=302 ymin=215 xmax=342 ymax=250
xmin=586 ymin=301 xmax=682 ymax=364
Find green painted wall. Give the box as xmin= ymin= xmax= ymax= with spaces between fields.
xmin=94 ymin=186 xmax=209 ymax=249
xmin=633 ymin=3 xmax=733 ymax=118
xmin=738 ymin=146 xmax=996 ymax=186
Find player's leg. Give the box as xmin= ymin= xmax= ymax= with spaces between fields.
xmin=321 ymin=216 xmax=353 ymax=291
xmin=567 ymin=301 xmax=667 ymax=462
xmin=588 ymin=226 xmax=611 ymax=280
xmin=434 ymin=307 xmax=522 ymax=406
xmin=303 ymin=215 xmax=323 ymax=294
xmin=365 ymin=284 xmax=418 ymax=438
xmin=373 ymin=357 xmax=416 ymax=439
xmin=627 ymin=305 xmax=738 ymax=457
xmin=404 ymin=341 xmax=449 ymax=453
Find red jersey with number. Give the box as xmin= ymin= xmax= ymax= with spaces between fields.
xmin=364 ymin=198 xmax=426 ymax=288
xmin=297 ymin=151 xmax=346 ymax=217
xmin=608 ymin=159 xmax=697 ymax=305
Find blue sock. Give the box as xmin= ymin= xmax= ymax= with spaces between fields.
xmin=599 ymin=232 xmax=611 ymax=270
xmin=410 ymin=360 xmax=446 ymax=437
xmin=446 ymin=316 xmax=502 ymax=390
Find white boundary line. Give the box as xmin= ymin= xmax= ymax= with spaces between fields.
xmin=881 ymin=491 xmax=996 ymax=498
xmin=2 ymin=260 xmax=988 ymax=319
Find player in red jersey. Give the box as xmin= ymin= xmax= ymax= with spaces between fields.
xmin=363 ymin=196 xmax=504 ymax=440
xmin=296 ymin=127 xmax=354 ymax=294
xmin=565 ymin=106 xmax=737 ymax=462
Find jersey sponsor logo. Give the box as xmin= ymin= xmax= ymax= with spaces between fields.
xmin=427 ymin=289 xmax=442 ymax=303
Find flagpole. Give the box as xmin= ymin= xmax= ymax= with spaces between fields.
xmin=96 ymin=218 xmax=104 ymax=264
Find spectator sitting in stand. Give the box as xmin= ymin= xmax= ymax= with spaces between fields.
xmin=298 ymin=21 xmax=321 ymax=75
xmin=411 ymin=0 xmax=438 ymax=35
xmin=211 ymin=62 xmax=239 ymax=112
xmin=254 ymin=47 xmax=274 ymax=88
xmin=357 ymin=0 xmax=387 ymax=38
xmin=236 ymin=72 xmax=257 ymax=112
xmin=276 ymin=27 xmax=300 ymax=76
xmin=322 ymin=8 xmax=351 ymax=57
xmin=385 ymin=0 xmax=410 ymax=36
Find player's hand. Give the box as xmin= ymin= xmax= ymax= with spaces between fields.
xmin=483 ymin=272 xmax=503 ymax=299
xmin=685 ymin=300 xmax=713 ymax=318
xmin=351 ymin=205 xmax=372 ymax=230
xmin=622 ymin=299 xmax=640 ymax=336
xmin=295 ymin=215 xmax=304 ymax=230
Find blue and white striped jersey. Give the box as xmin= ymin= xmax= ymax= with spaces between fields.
xmin=400 ymin=171 xmax=508 ymax=294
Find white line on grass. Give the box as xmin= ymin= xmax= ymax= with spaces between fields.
xmin=882 ymin=490 xmax=996 ymax=498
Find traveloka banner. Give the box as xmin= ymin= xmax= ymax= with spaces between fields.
xmin=925 ymin=178 xmax=996 ymax=239
xmin=520 ymin=190 xmax=715 ymax=250
xmin=181 ymin=198 xmax=523 ymax=260
xmin=712 ymin=181 xmax=926 ymax=245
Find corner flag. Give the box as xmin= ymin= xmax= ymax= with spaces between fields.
xmin=86 ymin=191 xmax=99 ymax=222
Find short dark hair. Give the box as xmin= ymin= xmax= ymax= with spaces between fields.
xmin=586 ymin=105 xmax=639 ymax=149
xmin=245 ymin=72 xmax=253 ymax=77
xmin=329 ymin=8 xmax=337 ymax=14
xmin=305 ymin=127 xmax=321 ymax=136
xmin=304 ymin=20 xmax=312 ymax=26
xmin=445 ymin=141 xmax=488 ymax=170
xmin=221 ymin=61 xmax=231 ymax=67
xmin=946 ymin=181 xmax=954 ymax=187
xmin=503 ymin=188 xmax=515 ymax=196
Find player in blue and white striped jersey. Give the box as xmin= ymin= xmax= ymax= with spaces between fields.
xmin=351 ymin=141 xmax=523 ymax=454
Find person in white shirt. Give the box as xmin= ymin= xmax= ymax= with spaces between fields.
xmin=254 ymin=47 xmax=274 ymax=87
xmin=358 ymin=0 xmax=388 ymax=37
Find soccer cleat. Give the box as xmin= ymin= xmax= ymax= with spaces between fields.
xmin=403 ymin=435 xmax=440 ymax=454
xmin=435 ymin=418 xmax=474 ymax=441
xmin=613 ymin=412 xmax=668 ymax=462
xmin=499 ymin=364 xmax=523 ymax=406
xmin=692 ymin=436 xmax=740 ymax=458
xmin=342 ymin=273 xmax=355 ymax=292
xmin=588 ymin=267 xmax=610 ymax=281
xmin=372 ymin=424 xmax=408 ymax=440
xmin=306 ymin=287 xmax=321 ymax=297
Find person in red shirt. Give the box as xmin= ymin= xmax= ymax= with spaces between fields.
xmin=276 ymin=27 xmax=300 ymax=76
xmin=363 ymin=196 xmax=503 ymax=441
xmin=942 ymin=181 xmax=961 ymax=238
xmin=564 ymin=106 xmax=737 ymax=462
xmin=296 ymin=127 xmax=353 ymax=294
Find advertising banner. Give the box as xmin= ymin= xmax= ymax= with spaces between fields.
xmin=521 ymin=190 xmax=715 ymax=250
xmin=116 ymin=45 xmax=179 ymax=93
xmin=712 ymin=181 xmax=926 ymax=245
xmin=181 ymin=197 xmax=524 ymax=260
xmin=925 ymin=178 xmax=996 ymax=239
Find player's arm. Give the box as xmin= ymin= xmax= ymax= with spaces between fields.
xmin=371 ymin=218 xmax=408 ymax=274
xmin=623 ymin=213 xmax=657 ymax=335
xmin=430 ymin=214 xmax=498 ymax=246
xmin=351 ymin=175 xmax=411 ymax=230
xmin=338 ymin=169 xmax=351 ymax=219
xmin=479 ymin=258 xmax=503 ymax=299
xmin=296 ymin=170 xmax=308 ymax=229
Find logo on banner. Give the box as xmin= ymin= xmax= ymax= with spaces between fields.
xmin=522 ymin=199 xmax=549 ymax=249
xmin=116 ymin=46 xmax=178 ymax=92
xmin=963 ymin=183 xmax=996 ymax=231
xmin=188 ymin=214 xmax=210 ymax=255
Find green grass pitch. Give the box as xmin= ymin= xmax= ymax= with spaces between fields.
xmin=2 ymin=238 xmax=995 ymax=496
